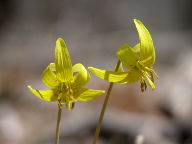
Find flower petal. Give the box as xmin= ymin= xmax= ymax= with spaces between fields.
xmin=72 ymin=63 xmax=90 ymax=88
xmin=75 ymin=88 xmax=105 ymax=102
xmin=123 ymin=69 xmax=142 ymax=84
xmin=88 ymin=67 xmax=129 ymax=83
xmin=134 ymin=19 xmax=155 ymax=66
xmin=133 ymin=43 xmax=140 ymax=53
xmin=145 ymin=74 xmax=155 ymax=90
xmin=116 ymin=44 xmax=139 ymax=70
xmin=49 ymin=63 xmax=56 ymax=71
xmin=55 ymin=38 xmax=73 ymax=82
xmin=41 ymin=63 xmax=60 ymax=89
xmin=27 ymin=86 xmax=57 ymax=101
xmin=117 ymin=62 xmax=124 ymax=72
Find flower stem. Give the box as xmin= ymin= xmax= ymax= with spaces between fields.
xmin=92 ymin=60 xmax=121 ymax=144
xmin=54 ymin=103 xmax=63 ymax=144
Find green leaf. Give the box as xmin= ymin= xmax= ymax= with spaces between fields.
xmin=88 ymin=67 xmax=128 ymax=83
xmin=76 ymin=88 xmax=105 ymax=102
xmin=116 ymin=44 xmax=139 ymax=70
xmin=133 ymin=19 xmax=155 ymax=67
xmin=72 ymin=63 xmax=90 ymax=88
xmin=27 ymin=86 xmax=57 ymax=101
xmin=41 ymin=63 xmax=60 ymax=89
xmin=55 ymin=38 xmax=73 ymax=82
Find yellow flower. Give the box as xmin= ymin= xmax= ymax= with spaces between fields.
xmin=88 ymin=19 xmax=158 ymax=92
xmin=28 ymin=38 xmax=105 ymax=109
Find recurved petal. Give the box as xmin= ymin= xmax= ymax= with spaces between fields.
xmin=49 ymin=63 xmax=56 ymax=71
xmin=72 ymin=63 xmax=90 ymax=88
xmin=75 ymin=88 xmax=105 ymax=102
xmin=41 ymin=63 xmax=60 ymax=89
xmin=27 ymin=86 xmax=57 ymax=101
xmin=116 ymin=44 xmax=139 ymax=70
xmin=134 ymin=19 xmax=155 ymax=66
xmin=88 ymin=67 xmax=128 ymax=83
xmin=133 ymin=43 xmax=140 ymax=53
xmin=55 ymin=38 xmax=73 ymax=82
xmin=144 ymin=74 xmax=155 ymax=90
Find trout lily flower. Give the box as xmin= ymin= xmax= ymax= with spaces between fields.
xmin=88 ymin=19 xmax=158 ymax=92
xmin=28 ymin=38 xmax=105 ymax=110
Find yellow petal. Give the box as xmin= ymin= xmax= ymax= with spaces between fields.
xmin=133 ymin=19 xmax=155 ymax=67
xmin=123 ymin=69 xmax=142 ymax=84
xmin=27 ymin=86 xmax=57 ymax=101
xmin=117 ymin=62 xmax=124 ymax=72
xmin=133 ymin=43 xmax=140 ymax=53
xmin=55 ymin=38 xmax=73 ymax=82
xmin=49 ymin=63 xmax=56 ymax=71
xmin=116 ymin=44 xmax=139 ymax=70
xmin=41 ymin=63 xmax=60 ymax=89
xmin=144 ymin=74 xmax=155 ymax=90
xmin=72 ymin=63 xmax=90 ymax=88
xmin=75 ymin=88 xmax=105 ymax=102
xmin=88 ymin=67 xmax=128 ymax=83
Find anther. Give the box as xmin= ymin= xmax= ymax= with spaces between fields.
xmin=140 ymin=79 xmax=147 ymax=92
xmin=71 ymin=103 xmax=75 ymax=109
xmin=150 ymin=72 xmax=154 ymax=83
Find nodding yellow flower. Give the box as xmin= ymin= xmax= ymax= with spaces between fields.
xmin=89 ymin=19 xmax=158 ymax=92
xmin=28 ymin=38 xmax=105 ymax=110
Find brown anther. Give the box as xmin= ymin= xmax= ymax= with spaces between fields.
xmin=150 ymin=72 xmax=154 ymax=83
xmin=144 ymin=80 xmax=147 ymax=91
xmin=140 ymin=79 xmax=147 ymax=92
xmin=71 ymin=102 xmax=75 ymax=109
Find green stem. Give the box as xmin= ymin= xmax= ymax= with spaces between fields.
xmin=54 ymin=103 xmax=63 ymax=144
xmin=92 ymin=60 xmax=121 ymax=144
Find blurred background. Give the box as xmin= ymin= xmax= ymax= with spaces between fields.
xmin=0 ymin=0 xmax=192 ymax=144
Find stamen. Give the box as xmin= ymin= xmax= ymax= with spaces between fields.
xmin=65 ymin=100 xmax=71 ymax=110
xmin=144 ymin=80 xmax=147 ymax=91
xmin=140 ymin=78 xmax=147 ymax=92
xmin=148 ymin=68 xmax=159 ymax=78
xmin=144 ymin=74 xmax=155 ymax=90
xmin=71 ymin=103 xmax=75 ymax=109
xmin=137 ymin=61 xmax=159 ymax=78
xmin=150 ymin=72 xmax=154 ymax=83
